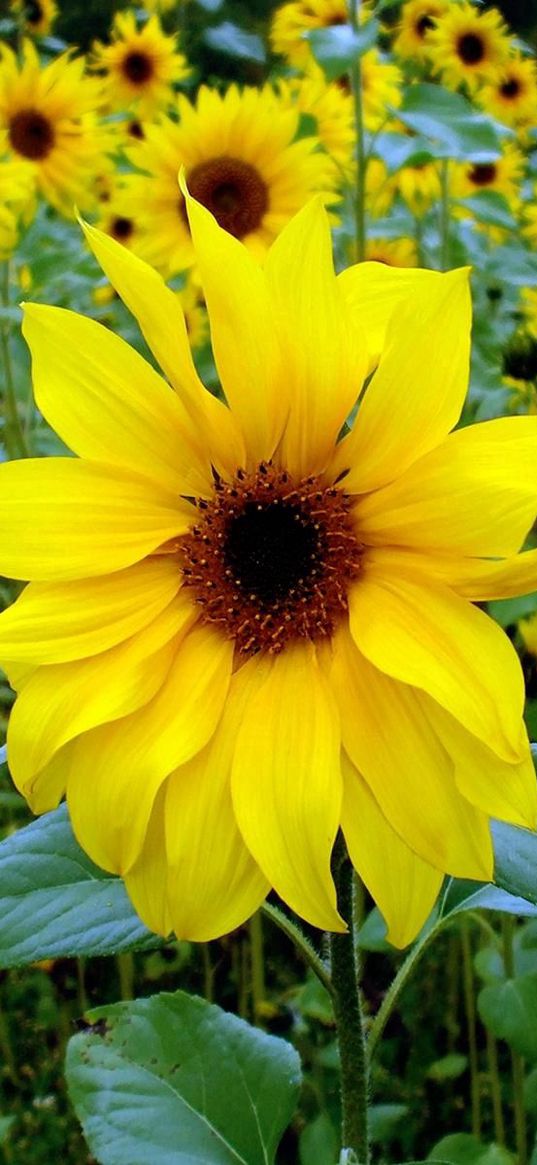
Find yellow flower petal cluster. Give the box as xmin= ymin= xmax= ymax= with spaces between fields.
xmin=91 ymin=11 xmax=190 ymax=117
xmin=365 ymin=237 xmax=417 ymax=267
xmin=277 ymin=64 xmax=355 ymax=175
xmin=123 ymin=84 xmax=338 ymax=275
xmin=0 ymin=132 xmax=34 ymax=256
xmin=392 ymin=0 xmax=449 ymax=62
xmin=477 ymin=55 xmax=537 ymax=134
xmin=270 ymin=0 xmax=349 ymax=68
xmin=427 ymin=2 xmax=512 ymax=92
xmin=360 ymin=49 xmax=402 ymax=130
xmin=9 ymin=0 xmax=58 ymax=37
xmin=450 ymin=142 xmax=524 ymax=212
xmin=1 ymin=196 xmax=537 ymax=949
xmin=0 ymin=41 xmax=113 ymax=217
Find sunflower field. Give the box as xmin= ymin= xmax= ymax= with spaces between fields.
xmin=5 ymin=0 xmax=537 ymax=1162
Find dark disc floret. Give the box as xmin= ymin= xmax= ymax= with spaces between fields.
xmin=122 ymin=51 xmax=154 ymax=84
xmin=176 ymin=463 xmax=363 ymax=656
xmin=9 ymin=109 xmax=54 ymax=160
xmin=456 ymin=31 xmax=486 ymax=65
xmin=185 ymin=156 xmax=269 ymax=239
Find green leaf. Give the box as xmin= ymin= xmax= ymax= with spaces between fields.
xmin=457 ymin=191 xmax=518 ymax=231
xmin=397 ymin=84 xmax=503 ymax=162
xmin=492 ymin=820 xmax=537 ymax=907
xmin=478 ymin=973 xmax=537 ymax=1059
xmin=440 ymin=879 xmax=537 ymax=920
xmin=0 ymin=805 xmax=157 ymax=966
xmin=307 ymin=20 xmax=379 ymax=80
xmin=488 ymin=593 xmax=537 ymax=627
xmin=426 ymin=1054 xmax=468 ymax=1082
xmin=372 ymin=131 xmax=434 ymax=174
xmin=203 ymin=22 xmax=266 ymax=63
xmin=369 ymin=1104 xmax=408 ymax=1144
xmin=427 ymin=1134 xmax=514 ymax=1164
xmin=66 ymin=990 xmax=301 ymax=1165
xmin=299 ymin=1113 xmax=338 ymax=1165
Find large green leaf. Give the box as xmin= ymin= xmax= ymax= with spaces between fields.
xmin=307 ymin=20 xmax=378 ymax=80
xmin=492 ymin=819 xmax=537 ymax=907
xmin=478 ymin=973 xmax=537 ymax=1060
xmin=66 ymin=990 xmax=301 ymax=1165
xmin=397 ymin=84 xmax=503 ymax=162
xmin=0 ymin=805 xmax=156 ymax=966
xmin=427 ymin=1134 xmax=514 ymax=1164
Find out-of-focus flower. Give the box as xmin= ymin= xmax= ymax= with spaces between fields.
xmin=477 ymin=55 xmax=537 ymax=134
xmin=277 ymin=65 xmax=355 ymax=175
xmin=450 ymin=142 xmax=525 ymax=212
xmin=365 ymin=237 xmax=418 ymax=267
xmin=9 ymin=0 xmax=58 ymax=37
xmin=392 ymin=0 xmax=448 ymax=62
xmin=270 ymin=0 xmax=350 ymax=68
xmin=91 ymin=12 xmax=190 ymax=117
xmin=427 ymin=2 xmax=512 ymax=92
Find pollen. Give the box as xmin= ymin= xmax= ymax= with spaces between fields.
xmin=177 ymin=463 xmax=363 ymax=656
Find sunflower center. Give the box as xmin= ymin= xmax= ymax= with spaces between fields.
xmin=9 ymin=109 xmax=54 ymax=160
xmin=110 ymin=216 xmax=134 ymax=241
xmin=186 ymin=156 xmax=269 ymax=239
xmin=468 ymin=163 xmax=497 ymax=186
xmin=122 ymin=51 xmax=154 ymax=85
xmin=500 ymin=77 xmax=521 ymax=99
xmin=25 ymin=0 xmax=43 ymax=23
xmin=416 ymin=14 xmax=435 ymax=37
xmin=457 ymin=32 xmax=485 ymax=65
xmin=177 ymin=463 xmax=363 ymax=656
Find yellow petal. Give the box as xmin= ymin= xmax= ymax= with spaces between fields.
xmin=445 ymin=548 xmax=537 ymax=601
xmin=264 ymin=198 xmax=367 ymax=477
xmin=124 ymin=786 xmax=172 ymax=938
xmin=67 ymin=623 xmax=233 ymax=874
xmin=330 ymin=268 xmax=471 ymax=493
xmin=423 ymin=697 xmax=537 ymax=831
xmin=80 ymin=220 xmax=244 ymax=478
xmin=7 ymin=592 xmax=196 ymax=790
xmin=18 ymin=743 xmax=73 ymax=815
xmin=348 ymin=558 xmax=525 ymax=763
xmin=164 ymin=659 xmax=270 ymax=941
xmin=355 ymin=416 xmax=537 ymax=555
xmin=231 ymin=643 xmax=344 ymax=932
xmin=0 ymin=558 xmax=181 ymax=663
xmin=184 ymin=190 xmax=286 ymax=464
xmin=341 ymin=753 xmax=443 ymax=949
xmin=338 ymin=260 xmax=446 ymax=367
xmin=330 ymin=625 xmax=493 ymax=879
xmin=0 ymin=459 xmax=192 ymax=581
xmin=23 ymin=303 xmax=211 ymax=497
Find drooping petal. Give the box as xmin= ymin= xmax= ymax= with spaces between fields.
xmin=231 ymin=642 xmax=344 ymax=932
xmin=341 ymin=753 xmax=443 ymax=949
xmin=330 ymin=625 xmax=493 ymax=879
xmin=348 ymin=557 xmax=525 ymax=762
xmin=443 ymin=548 xmax=537 ymax=601
xmin=355 ymin=416 xmax=537 ymax=556
xmin=23 ymin=303 xmax=212 ymax=496
xmin=185 ymin=191 xmax=286 ymax=464
xmin=330 ymin=268 xmax=471 ymax=493
xmin=67 ymin=623 xmax=233 ymax=874
xmin=124 ymin=786 xmax=173 ymax=938
xmin=7 ymin=592 xmax=196 ymax=790
xmin=264 ymin=198 xmax=367 ymax=477
xmin=18 ymin=742 xmax=73 ymax=815
xmin=0 ymin=459 xmax=192 ymax=581
xmin=423 ymin=696 xmax=537 ymax=831
xmin=80 ymin=220 xmax=245 ymax=477
xmin=164 ymin=659 xmax=270 ymax=941
xmin=338 ymin=261 xmax=446 ymax=367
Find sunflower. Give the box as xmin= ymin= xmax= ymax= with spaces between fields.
xmin=450 ymin=142 xmax=524 ymax=212
xmin=365 ymin=236 xmax=417 ymax=266
xmin=427 ymin=2 xmax=512 ymax=92
xmin=91 ymin=12 xmax=190 ymax=117
xmin=124 ymin=84 xmax=337 ymax=275
xmin=477 ymin=54 xmax=537 ymax=132
xmin=360 ymin=49 xmax=402 ymax=130
xmin=9 ymin=0 xmax=58 ymax=37
xmin=0 ymin=41 xmax=113 ymax=217
xmin=392 ymin=0 xmax=448 ymax=62
xmin=277 ymin=65 xmax=355 ymax=175
xmin=0 ymin=144 xmax=34 ymax=256
xmin=1 ymin=196 xmax=537 ymax=949
xmin=270 ymin=0 xmax=350 ymax=67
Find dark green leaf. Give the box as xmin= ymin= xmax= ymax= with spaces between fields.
xmin=397 ymin=84 xmax=503 ymax=162
xmin=492 ymin=819 xmax=537 ymax=907
xmin=299 ymin=1113 xmax=337 ymax=1165
xmin=426 ymin=1054 xmax=468 ymax=1082
xmin=427 ymin=1133 xmax=514 ymax=1164
xmin=441 ymin=879 xmax=537 ymax=920
xmin=307 ymin=20 xmax=379 ymax=80
xmin=478 ymin=973 xmax=537 ymax=1059
xmin=66 ymin=990 xmax=301 ymax=1165
xmin=0 ymin=805 xmax=157 ymax=966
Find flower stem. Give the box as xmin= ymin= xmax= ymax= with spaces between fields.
xmin=249 ymin=909 xmax=266 ymax=1021
xmin=439 ymin=159 xmax=450 ymax=271
xmin=1 ymin=262 xmax=28 ymax=459
xmin=349 ymin=0 xmax=366 ymax=263
xmin=502 ymin=916 xmax=527 ymax=1165
xmin=330 ymin=836 xmax=369 ymax=1163
xmin=461 ymin=919 xmax=482 ymax=1139
xmin=261 ymin=902 xmax=334 ymax=997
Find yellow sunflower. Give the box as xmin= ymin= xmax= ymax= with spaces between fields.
xmin=9 ymin=0 xmax=58 ymax=37
xmin=270 ymin=0 xmax=350 ymax=67
xmin=124 ymin=84 xmax=337 ymax=275
xmin=0 ymin=41 xmax=112 ymax=217
xmin=450 ymin=142 xmax=524 ymax=212
xmin=392 ymin=0 xmax=448 ymax=61
xmin=1 ymin=195 xmax=537 ymax=949
xmin=365 ymin=237 xmax=417 ymax=266
xmin=0 ymin=144 xmax=34 ymax=257
xmin=277 ymin=64 xmax=355 ymax=175
xmin=427 ymin=2 xmax=512 ymax=92
xmin=91 ymin=12 xmax=190 ymax=118
xmin=477 ymin=55 xmax=537 ymax=132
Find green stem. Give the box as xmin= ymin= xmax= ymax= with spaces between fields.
xmin=349 ymin=0 xmax=366 ymax=262
xmin=461 ymin=920 xmax=481 ymax=1139
xmin=368 ymin=917 xmax=443 ymax=1059
xmin=486 ymin=1025 xmax=506 ymax=1148
xmin=116 ymin=952 xmax=134 ymax=1001
xmin=76 ymin=957 xmax=88 ymax=1016
xmin=261 ymin=902 xmax=334 ymax=997
xmin=330 ymin=837 xmax=369 ymax=1163
xmin=502 ymin=916 xmax=527 ymax=1165
xmin=201 ymin=942 xmax=214 ymax=1003
xmin=439 ymin=159 xmax=450 ymax=271
xmin=249 ymin=910 xmax=265 ymax=1022
xmin=1 ymin=262 xmax=28 ymax=459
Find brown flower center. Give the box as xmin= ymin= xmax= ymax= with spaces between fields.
xmin=468 ymin=162 xmax=497 ymax=186
xmin=9 ymin=109 xmax=54 ymax=160
xmin=416 ymin=14 xmax=435 ymax=37
xmin=110 ymin=216 xmax=134 ymax=241
xmin=122 ymin=51 xmax=154 ymax=85
xmin=177 ymin=463 xmax=363 ymax=656
xmin=500 ymin=77 xmax=521 ymax=99
xmin=25 ymin=0 xmax=43 ymax=25
xmin=127 ymin=119 xmax=144 ymax=139
xmin=186 ymin=156 xmax=269 ymax=239
xmin=457 ymin=32 xmax=486 ymax=65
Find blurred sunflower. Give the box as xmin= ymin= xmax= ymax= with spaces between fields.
xmin=365 ymin=237 xmax=417 ymax=266
xmin=392 ymin=0 xmax=448 ymax=62
xmin=0 ymin=140 xmax=34 ymax=256
xmin=91 ymin=12 xmax=190 ymax=117
xmin=277 ymin=65 xmax=355 ymax=175
xmin=9 ymin=0 xmax=58 ymax=37
xmin=360 ymin=49 xmax=402 ymax=130
xmin=427 ymin=2 xmax=511 ymax=91
xmin=1 ymin=195 xmax=537 ymax=948
xmin=477 ymin=55 xmax=537 ymax=131
xmin=451 ymin=142 xmax=524 ymax=211
xmin=0 ymin=41 xmax=112 ymax=216
xmin=124 ymin=85 xmax=337 ymax=274
xmin=270 ymin=0 xmax=349 ymax=67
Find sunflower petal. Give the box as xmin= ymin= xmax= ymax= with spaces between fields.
xmin=348 ymin=558 xmax=525 ymax=762
xmin=341 ymin=753 xmax=443 ymax=948
xmin=330 ymin=625 xmax=493 ymax=879
xmin=331 ymin=268 xmax=471 ymax=493
xmin=23 ymin=303 xmax=211 ymax=496
xmin=338 ymin=260 xmax=446 ymax=366
xmin=0 ymin=459 xmax=191 ymax=581
xmin=124 ymin=786 xmax=172 ymax=938
xmin=231 ymin=643 xmax=344 ymax=932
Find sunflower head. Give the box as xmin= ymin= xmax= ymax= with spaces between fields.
xmin=477 ymin=55 xmax=537 ymax=130
xmin=91 ymin=11 xmax=191 ymax=116
xmin=270 ymin=0 xmax=351 ymax=67
xmin=427 ymin=1 xmax=512 ymax=91
xmin=9 ymin=0 xmax=58 ymax=36
xmin=392 ymin=0 xmax=448 ymax=61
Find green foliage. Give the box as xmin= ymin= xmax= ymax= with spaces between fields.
xmin=66 ymin=990 xmax=301 ymax=1165
xmin=427 ymin=1134 xmax=514 ymax=1164
xmin=307 ymin=20 xmax=379 ymax=80
xmin=397 ymin=84 xmax=504 ymax=162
